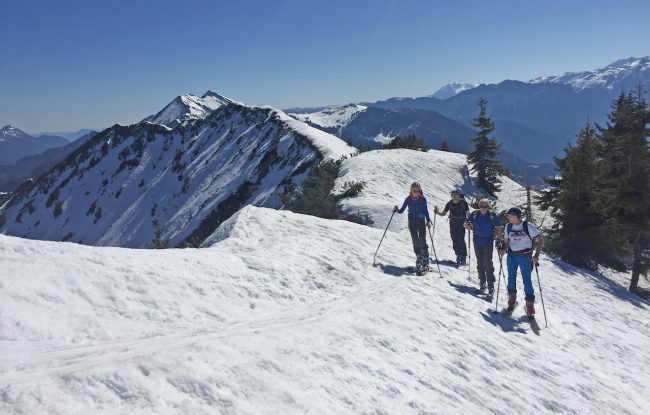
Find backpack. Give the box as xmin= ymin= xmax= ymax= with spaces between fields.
xmin=506 ymin=221 xmax=536 ymax=240
xmin=471 ymin=210 xmax=497 ymax=227
xmin=449 ymin=199 xmax=468 ymax=219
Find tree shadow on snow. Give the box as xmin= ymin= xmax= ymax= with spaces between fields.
xmin=479 ymin=311 xmax=527 ymax=334
xmin=544 ymin=258 xmax=648 ymax=310
xmin=447 ymin=281 xmax=492 ymax=303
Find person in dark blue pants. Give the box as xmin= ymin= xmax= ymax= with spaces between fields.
xmin=393 ymin=182 xmax=432 ymax=273
xmin=465 ymin=198 xmax=500 ymax=294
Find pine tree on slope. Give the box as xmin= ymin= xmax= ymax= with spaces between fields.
xmin=468 ymin=98 xmax=503 ymax=197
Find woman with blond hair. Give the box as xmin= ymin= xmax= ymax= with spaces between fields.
xmin=393 ymin=182 xmax=432 ymax=275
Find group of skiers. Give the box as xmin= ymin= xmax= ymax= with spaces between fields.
xmin=392 ymin=182 xmax=544 ymax=318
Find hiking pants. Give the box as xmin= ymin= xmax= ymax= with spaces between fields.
xmin=474 ymin=244 xmax=495 ymax=287
xmin=507 ymin=252 xmax=534 ymax=296
xmin=408 ymin=219 xmax=429 ymax=259
xmin=449 ymin=219 xmax=467 ymax=257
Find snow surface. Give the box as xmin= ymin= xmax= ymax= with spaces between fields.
xmin=1 ymin=149 xmax=648 ymax=414
xmin=334 ymin=149 xmax=528 ymax=233
xmin=291 ymin=104 xmax=367 ymax=130
xmin=271 ymin=107 xmax=357 ymax=160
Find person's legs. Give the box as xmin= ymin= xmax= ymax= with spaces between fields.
xmin=484 ymin=244 xmax=496 ymax=289
xmin=408 ymin=222 xmax=419 ymax=257
xmin=450 ymin=223 xmax=461 ymax=257
xmin=458 ymin=222 xmax=467 ymax=257
xmin=518 ymin=254 xmax=534 ymax=296
xmin=506 ymin=252 xmax=518 ymax=308
xmin=475 ymin=244 xmax=487 ymax=287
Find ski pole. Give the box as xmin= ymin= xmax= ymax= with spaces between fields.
xmin=373 ymin=211 xmax=395 ymax=265
xmin=467 ymin=227 xmax=472 ymax=281
xmin=534 ymin=263 xmax=548 ymax=328
xmin=493 ymin=254 xmax=504 ymax=313
xmin=428 ymin=226 xmax=443 ymax=279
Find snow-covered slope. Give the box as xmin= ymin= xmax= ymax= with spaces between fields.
xmin=291 ymin=104 xmax=367 ymax=134
xmin=0 ymin=102 xmax=355 ymax=248
xmin=142 ymin=90 xmax=236 ymax=128
xmin=1 ymin=202 xmax=648 ymax=414
xmin=431 ymin=82 xmax=480 ymax=100
xmin=335 ymin=148 xmax=528 ymax=233
xmin=530 ymin=56 xmax=650 ymax=91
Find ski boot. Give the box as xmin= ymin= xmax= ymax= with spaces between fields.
xmin=505 ymin=289 xmax=517 ymax=314
xmin=525 ymin=294 xmax=536 ymax=319
xmin=487 ymin=284 xmax=495 ymax=296
xmin=475 ymin=283 xmax=486 ymax=294
xmin=415 ymin=257 xmax=425 ymax=275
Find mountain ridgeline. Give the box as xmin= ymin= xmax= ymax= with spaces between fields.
xmin=0 ymin=101 xmax=353 ymax=248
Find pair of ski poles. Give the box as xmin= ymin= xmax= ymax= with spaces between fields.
xmin=493 ymin=254 xmax=548 ymax=328
xmin=373 ymin=210 xmax=443 ymax=279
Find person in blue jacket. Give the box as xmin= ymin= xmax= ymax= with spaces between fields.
xmin=393 ymin=182 xmax=432 ymax=273
xmin=465 ymin=198 xmax=500 ymax=294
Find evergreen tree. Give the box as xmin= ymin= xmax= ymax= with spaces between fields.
xmin=537 ymin=125 xmax=622 ymax=270
xmin=383 ymin=134 xmax=429 ymax=151
xmin=468 ymin=98 xmax=503 ymax=197
xmin=599 ymin=90 xmax=650 ymax=292
xmin=440 ymin=140 xmax=450 ymax=152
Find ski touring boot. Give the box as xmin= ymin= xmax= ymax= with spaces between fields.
xmin=525 ymin=294 xmax=536 ymax=319
xmin=502 ymin=289 xmax=518 ymax=315
xmin=474 ymin=283 xmax=486 ymax=294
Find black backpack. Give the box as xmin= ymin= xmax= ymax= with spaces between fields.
xmin=505 ymin=221 xmax=535 ymax=240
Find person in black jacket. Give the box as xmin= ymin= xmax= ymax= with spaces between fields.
xmin=434 ymin=189 xmax=469 ymax=264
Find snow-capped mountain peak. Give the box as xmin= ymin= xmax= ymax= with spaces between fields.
xmin=0 ymin=125 xmax=30 ymax=140
xmin=142 ymin=91 xmax=236 ymax=128
xmin=431 ymin=82 xmax=480 ymax=99
xmin=530 ymin=56 xmax=650 ymax=91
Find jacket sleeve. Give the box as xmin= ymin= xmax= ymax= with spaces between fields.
xmin=493 ymin=212 xmax=501 ymax=227
xmin=423 ymin=198 xmax=432 ymax=223
xmin=397 ymin=198 xmax=408 ymax=214
xmin=442 ymin=201 xmax=451 ymax=214
xmin=466 ymin=210 xmax=475 ymax=224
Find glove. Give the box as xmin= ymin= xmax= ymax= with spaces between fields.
xmin=392 ymin=205 xmax=398 ymax=213
xmin=434 ymin=206 xmax=439 ymax=214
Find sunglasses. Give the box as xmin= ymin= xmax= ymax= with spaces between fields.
xmin=479 ymin=205 xmax=489 ymax=209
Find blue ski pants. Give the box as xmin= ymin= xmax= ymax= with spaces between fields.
xmin=507 ymin=252 xmax=534 ymax=296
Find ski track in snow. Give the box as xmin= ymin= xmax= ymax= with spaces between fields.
xmin=1 ymin=149 xmax=649 ymax=414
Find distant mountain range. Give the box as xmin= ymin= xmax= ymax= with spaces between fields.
xmin=0 ymin=125 xmax=68 ymax=165
xmin=35 ymin=128 xmax=100 ymax=142
xmin=0 ymin=131 xmax=97 ymax=192
xmin=366 ymin=57 xmax=650 ymax=161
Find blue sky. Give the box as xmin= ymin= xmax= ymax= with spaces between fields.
xmin=1 ymin=0 xmax=649 ymax=132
